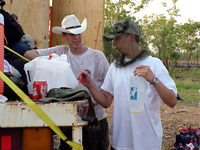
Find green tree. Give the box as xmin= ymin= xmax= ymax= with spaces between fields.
xmin=104 ymin=0 xmax=152 ymax=27
xmin=140 ymin=14 xmax=180 ymax=70
xmin=193 ymin=42 xmax=200 ymax=67
xmin=104 ymin=0 xmax=152 ymax=63
xmin=139 ymin=0 xmax=183 ymax=71
xmin=104 ymin=0 xmax=200 ymax=72
xmin=178 ymin=21 xmax=200 ymax=75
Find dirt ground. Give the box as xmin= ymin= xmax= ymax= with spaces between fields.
xmin=105 ymin=101 xmax=200 ymax=150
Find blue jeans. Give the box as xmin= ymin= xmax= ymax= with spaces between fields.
xmin=5 ymin=41 xmax=30 ymax=56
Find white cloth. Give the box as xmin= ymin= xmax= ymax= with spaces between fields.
xmin=37 ymin=45 xmax=109 ymax=120
xmin=0 ymin=94 xmax=8 ymax=102
xmin=101 ymin=55 xmax=177 ymax=150
xmin=4 ymin=59 xmax=21 ymax=78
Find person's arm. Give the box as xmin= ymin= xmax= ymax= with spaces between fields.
xmin=24 ymin=50 xmax=40 ymax=60
xmin=152 ymin=80 xmax=177 ymax=108
xmin=78 ymin=70 xmax=113 ymax=108
xmin=133 ymin=65 xmax=177 ymax=108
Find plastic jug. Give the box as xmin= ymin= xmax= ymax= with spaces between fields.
xmin=33 ymin=55 xmax=78 ymax=92
xmin=129 ymin=74 xmax=145 ymax=113
xmin=24 ymin=61 xmax=35 ymax=94
xmin=24 ymin=55 xmax=54 ymax=94
xmin=24 ymin=53 xmax=78 ymax=94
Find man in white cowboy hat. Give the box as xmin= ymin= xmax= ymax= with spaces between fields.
xmin=24 ymin=14 xmax=109 ymax=150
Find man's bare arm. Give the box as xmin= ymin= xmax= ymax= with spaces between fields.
xmin=24 ymin=50 xmax=40 ymax=60
xmin=78 ymin=70 xmax=113 ymax=108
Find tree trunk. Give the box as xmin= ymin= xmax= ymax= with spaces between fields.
xmin=186 ymin=51 xmax=192 ymax=77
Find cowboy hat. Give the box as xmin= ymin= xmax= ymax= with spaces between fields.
xmin=52 ymin=14 xmax=87 ymax=34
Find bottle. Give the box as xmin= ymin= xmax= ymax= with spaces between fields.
xmin=129 ymin=74 xmax=145 ymax=113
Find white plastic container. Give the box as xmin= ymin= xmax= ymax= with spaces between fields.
xmin=24 ymin=61 xmax=35 ymax=94
xmin=24 ymin=55 xmax=51 ymax=94
xmin=24 ymin=53 xmax=78 ymax=94
xmin=33 ymin=55 xmax=78 ymax=92
xmin=129 ymin=74 xmax=145 ymax=113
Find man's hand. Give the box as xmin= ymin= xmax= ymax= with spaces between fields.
xmin=134 ymin=65 xmax=177 ymax=108
xmin=133 ymin=65 xmax=155 ymax=83
xmin=77 ymin=70 xmax=95 ymax=90
xmin=77 ymin=104 xmax=89 ymax=117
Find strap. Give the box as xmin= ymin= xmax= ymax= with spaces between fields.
xmin=4 ymin=45 xmax=30 ymax=62
xmin=0 ymin=71 xmax=83 ymax=150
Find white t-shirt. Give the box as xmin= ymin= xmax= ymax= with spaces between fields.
xmin=37 ymin=45 xmax=109 ymax=120
xmin=101 ymin=55 xmax=177 ymax=150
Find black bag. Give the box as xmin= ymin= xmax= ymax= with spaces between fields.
xmin=39 ymin=87 xmax=101 ymax=131
xmin=0 ymin=9 xmax=25 ymax=46
xmin=4 ymin=72 xmax=24 ymax=100
xmin=172 ymin=127 xmax=200 ymax=150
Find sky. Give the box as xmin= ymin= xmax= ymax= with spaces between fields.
xmin=134 ymin=0 xmax=200 ymax=24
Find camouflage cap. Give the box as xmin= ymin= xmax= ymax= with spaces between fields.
xmin=104 ymin=19 xmax=140 ymax=40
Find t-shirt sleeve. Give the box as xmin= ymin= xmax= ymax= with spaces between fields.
xmin=97 ymin=52 xmax=109 ymax=81
xmin=37 ymin=45 xmax=68 ymax=56
xmin=101 ymin=63 xmax=114 ymax=96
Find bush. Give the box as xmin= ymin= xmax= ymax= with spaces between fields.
xmin=175 ymin=79 xmax=200 ymax=90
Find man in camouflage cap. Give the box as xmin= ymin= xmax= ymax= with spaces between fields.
xmin=78 ymin=18 xmax=177 ymax=150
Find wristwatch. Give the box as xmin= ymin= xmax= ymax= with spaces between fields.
xmin=150 ymin=76 xmax=159 ymax=85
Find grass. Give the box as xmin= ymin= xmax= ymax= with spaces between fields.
xmin=172 ymin=67 xmax=200 ymax=106
xmin=175 ymin=79 xmax=200 ymax=90
xmin=176 ymin=89 xmax=200 ymax=106
xmin=174 ymin=77 xmax=200 ymax=107
xmin=172 ymin=67 xmax=200 ymax=80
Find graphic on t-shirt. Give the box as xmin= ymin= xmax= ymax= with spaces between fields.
xmin=130 ymin=87 xmax=138 ymax=100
